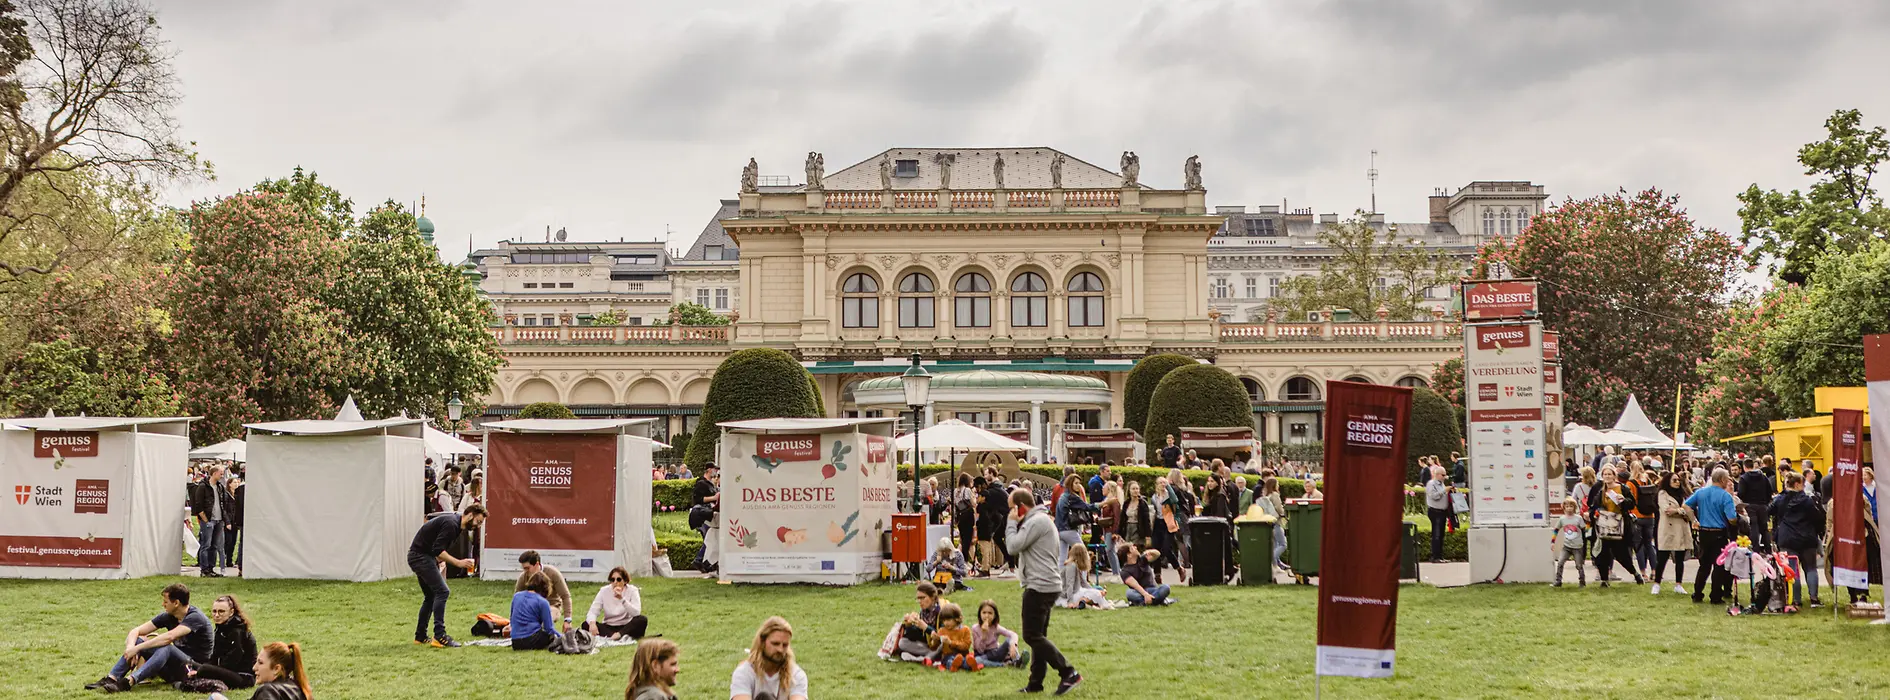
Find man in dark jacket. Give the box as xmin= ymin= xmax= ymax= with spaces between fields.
xmin=1737 ymin=463 xmax=1777 ymax=549
xmin=1769 ymin=472 xmax=1826 ymax=606
xmin=189 ymin=466 xmax=234 ymax=577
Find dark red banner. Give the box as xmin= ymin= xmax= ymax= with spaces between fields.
xmin=0 ymin=535 xmax=123 ymax=568
xmin=1462 ymin=280 xmax=1539 ymax=321
xmin=757 ymin=434 xmax=820 ymax=461
xmin=1831 ymin=408 xmax=1869 ymax=590
xmin=1316 ymin=380 xmax=1412 ymax=678
xmin=1542 ymin=331 xmax=1560 ymax=361
xmin=485 ymin=433 xmax=618 ymax=551
xmin=34 ymin=431 xmax=98 ymax=458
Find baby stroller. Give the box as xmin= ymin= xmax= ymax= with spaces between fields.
xmin=1717 ymin=540 xmax=1781 ymax=616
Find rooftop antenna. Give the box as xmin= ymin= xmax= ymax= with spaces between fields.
xmin=1367 ymin=149 xmax=1379 ymax=214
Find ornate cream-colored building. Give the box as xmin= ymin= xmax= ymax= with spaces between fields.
xmin=477 ymin=147 xmax=1461 ymax=452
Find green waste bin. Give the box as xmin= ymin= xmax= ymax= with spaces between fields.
xmin=1400 ymin=521 xmax=1419 ymax=580
xmin=1283 ymin=499 xmax=1324 ymax=584
xmin=1235 ymin=517 xmax=1276 ymax=585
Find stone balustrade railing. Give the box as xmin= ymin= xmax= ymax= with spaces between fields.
xmin=1217 ymin=319 xmax=1459 ymax=342
xmin=812 ymin=188 xmax=1126 ymax=213
xmin=489 ymin=320 xmax=1457 ymax=346
xmin=490 ymin=324 xmax=732 ymax=346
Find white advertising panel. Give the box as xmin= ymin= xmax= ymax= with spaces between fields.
xmin=1542 ymin=331 xmax=1566 ymax=515
xmin=1464 ymin=322 xmax=1548 ymax=525
xmin=0 ymin=431 xmax=130 ymax=569
xmin=719 ymin=431 xmax=896 ymax=582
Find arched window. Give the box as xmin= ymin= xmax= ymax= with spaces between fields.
xmin=1010 ymin=272 xmax=1048 ymax=327
xmin=1240 ymin=377 xmax=1263 ymax=402
xmin=1396 ymin=376 xmax=1430 ymax=389
xmin=954 ymin=272 xmax=992 ymax=328
xmin=1284 ymin=377 xmax=1321 ymax=401
xmin=1500 ymin=208 xmax=1512 ymax=236
xmin=898 ymin=272 xmax=935 ymax=328
xmin=1067 ymin=272 xmax=1105 ymax=327
xmin=1482 ymin=208 xmax=1495 ymax=236
xmin=1343 ymin=375 xmax=1373 ymax=384
xmin=841 ymin=273 xmax=879 ymax=328
xmin=1516 ymin=208 xmax=1530 ymax=231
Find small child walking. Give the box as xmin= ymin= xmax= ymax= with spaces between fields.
xmin=1553 ymin=498 xmax=1587 ymax=588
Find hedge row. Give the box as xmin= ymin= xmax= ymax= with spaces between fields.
xmin=1406 ymin=514 xmax=1469 ymax=561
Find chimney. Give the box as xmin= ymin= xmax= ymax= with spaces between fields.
xmin=1318 ymin=213 xmax=1339 ymax=225
xmin=1429 ymin=187 xmax=1450 ymax=223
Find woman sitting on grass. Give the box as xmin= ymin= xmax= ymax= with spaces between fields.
xmin=587 ymin=566 xmax=649 ymax=640
xmin=1057 ymin=542 xmax=1113 ymax=609
xmin=189 ymin=594 xmax=258 ymax=690
xmin=625 ymin=638 xmax=681 ymax=700
xmin=510 ymin=571 xmax=563 ymax=651
xmin=209 ymin=642 xmax=311 ymax=700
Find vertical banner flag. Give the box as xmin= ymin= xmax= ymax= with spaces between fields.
xmin=1316 ymin=380 xmax=1413 ymax=679
xmin=1864 ymin=335 xmax=1890 ymax=589
xmin=1464 ymin=322 xmax=1548 ymax=524
xmin=485 ymin=433 xmax=619 ymax=573
xmin=1542 ymin=331 xmax=1565 ymax=514
xmin=1830 ymin=408 xmax=1868 ymax=590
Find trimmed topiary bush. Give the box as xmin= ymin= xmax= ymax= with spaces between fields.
xmin=1143 ymin=363 xmax=1252 ymax=456
xmin=517 ymin=402 xmax=575 ymax=419
xmin=684 ymin=348 xmax=823 ymax=466
xmin=1406 ymin=387 xmax=1463 ymax=484
xmin=1123 ymin=353 xmax=1197 ymax=436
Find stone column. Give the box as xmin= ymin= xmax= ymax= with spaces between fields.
xmin=1030 ymin=400 xmax=1045 ymax=460
xmin=1265 ymin=413 xmax=1281 ymax=445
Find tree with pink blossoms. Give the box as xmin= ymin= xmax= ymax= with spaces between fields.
xmin=1473 ymin=188 xmax=1741 ymax=429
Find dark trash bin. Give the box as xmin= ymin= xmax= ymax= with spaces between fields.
xmin=1188 ymin=516 xmax=1231 ymax=586
xmin=1401 ymin=521 xmax=1419 ymax=580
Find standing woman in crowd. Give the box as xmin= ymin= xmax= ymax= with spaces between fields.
xmin=1655 ymin=470 xmax=1694 ymax=595
xmin=1633 ymin=468 xmax=1662 ymax=582
xmin=1053 ymin=475 xmax=1098 ymax=552
xmin=1258 ymin=477 xmax=1287 ymax=571
xmin=1118 ymin=480 xmax=1151 ymax=559
xmin=1097 ymin=481 xmax=1123 ymax=575
xmin=954 ymin=473 xmax=977 ymax=556
xmin=1586 ymin=466 xmax=1643 ymax=587
xmin=1571 ymin=466 xmax=1597 ymax=556
xmin=210 ymin=642 xmax=313 ymax=700
xmin=625 ymin=638 xmax=681 ymax=700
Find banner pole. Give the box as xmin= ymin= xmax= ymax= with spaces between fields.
xmin=1314 ymin=673 xmax=1322 ymax=700
xmin=1670 ymin=385 xmax=1682 ymax=473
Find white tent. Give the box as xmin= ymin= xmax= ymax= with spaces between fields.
xmin=477 ymin=419 xmax=658 ymax=581
xmin=894 ymin=419 xmax=1036 ymax=453
xmin=717 ymin=417 xmax=899 ymax=585
xmin=189 ymin=438 xmax=247 ymax=462
xmin=423 ymin=426 xmax=482 ymax=456
xmin=1564 ymin=423 xmax=1657 ymax=447
xmin=243 ymin=416 xmax=426 ymax=581
xmin=0 ymin=416 xmax=194 ymax=579
xmin=1610 ymin=394 xmax=1673 ymax=444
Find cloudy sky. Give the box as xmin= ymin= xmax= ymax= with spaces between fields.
xmin=158 ymin=0 xmax=1890 ymax=260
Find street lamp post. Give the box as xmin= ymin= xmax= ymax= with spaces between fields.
xmin=446 ymin=394 xmax=464 ymax=438
xmin=900 ymin=353 xmax=932 ymax=515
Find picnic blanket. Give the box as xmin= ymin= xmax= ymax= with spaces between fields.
xmin=462 ymin=636 xmax=638 ymax=653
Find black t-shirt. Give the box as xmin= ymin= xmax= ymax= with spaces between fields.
xmin=1160 ymin=445 xmax=1181 ymax=469
xmin=1121 ymin=560 xmax=1156 ymax=590
xmin=691 ymin=477 xmax=718 ymax=509
xmin=410 ymin=512 xmax=462 ymax=558
xmin=152 ymin=606 xmax=215 ymax=663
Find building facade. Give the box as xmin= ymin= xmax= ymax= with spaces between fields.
xmin=475 ymin=147 xmax=1466 ymax=453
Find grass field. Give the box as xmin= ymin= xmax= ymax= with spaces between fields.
xmin=6 ymin=573 xmax=1890 ymax=699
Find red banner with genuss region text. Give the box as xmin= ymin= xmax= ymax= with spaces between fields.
xmin=1316 ymin=380 xmax=1413 ymax=679
xmin=1830 ymin=408 xmax=1869 ymax=590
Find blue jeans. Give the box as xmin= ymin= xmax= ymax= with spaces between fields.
xmin=976 ymin=638 xmax=1014 ymax=667
xmin=1127 ymin=583 xmax=1171 ymax=605
xmin=110 ymin=644 xmax=189 ymax=684
xmin=1271 ymin=523 xmax=1287 ymax=570
xmin=197 ymin=519 xmax=225 ymax=573
xmin=1784 ymin=546 xmax=1820 ymax=603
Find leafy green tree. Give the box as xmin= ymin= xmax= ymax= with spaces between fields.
xmin=1123 ymin=353 xmax=1195 ymax=436
xmin=1738 ymin=109 xmax=1890 ymax=285
xmin=1475 ymin=189 xmax=1741 ymax=427
xmin=0 ymin=338 xmax=177 ymax=416
xmin=327 ymin=201 xmax=502 ymax=420
xmin=654 ymin=301 xmax=730 ymax=326
xmin=172 ymin=192 xmax=354 ymax=442
xmin=592 ymin=309 xmax=627 ymax=326
xmin=685 ymin=348 xmax=823 ymax=466
xmin=253 ymin=167 xmax=353 ymax=240
xmin=517 ymin=402 xmax=576 ymax=419
xmin=1274 ymin=210 xmax=1461 ymax=321
xmin=1406 ymin=388 xmax=1462 ymax=484
xmin=1143 ymin=364 xmax=1252 ymax=456
xmin=1761 ymin=241 xmax=1890 ymax=417
xmin=1430 ymin=357 xmax=1466 ymax=430
xmin=1689 ymin=289 xmax=1803 ymax=442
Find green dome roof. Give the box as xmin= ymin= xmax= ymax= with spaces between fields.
xmin=415 ymin=215 xmax=436 ymax=234
xmin=856 ymin=369 xmax=1108 ymax=393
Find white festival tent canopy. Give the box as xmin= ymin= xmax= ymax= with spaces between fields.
xmin=1563 ymin=423 xmax=1656 ymax=447
xmin=243 ymin=402 xmax=427 ymax=581
xmin=0 ymin=416 xmax=196 ymax=579
xmin=894 ymin=419 xmax=1037 ymax=453
xmin=188 ymin=438 xmax=247 ymax=462
xmin=423 ymin=425 xmax=482 ymax=456
xmin=1611 ymin=394 xmax=1674 ymax=444
xmin=478 ymin=418 xmax=659 ymax=581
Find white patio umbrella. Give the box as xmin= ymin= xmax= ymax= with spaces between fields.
xmin=894 ymin=420 xmax=1035 ymax=548
xmin=1563 ymin=424 xmax=1655 ymax=447
xmin=422 ymin=425 xmax=482 ymax=456
xmin=188 ymin=438 xmax=247 ymax=462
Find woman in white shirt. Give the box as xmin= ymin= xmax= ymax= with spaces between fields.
xmin=585 ymin=566 xmax=648 ymax=640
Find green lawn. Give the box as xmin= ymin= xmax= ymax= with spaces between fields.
xmin=5 ymin=573 xmax=1888 ymax=699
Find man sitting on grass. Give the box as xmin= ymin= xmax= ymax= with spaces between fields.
xmin=87 ymin=583 xmax=215 ymax=692
xmin=515 ymin=550 xmax=573 ymax=635
xmin=1118 ymin=546 xmax=1175 ymax=606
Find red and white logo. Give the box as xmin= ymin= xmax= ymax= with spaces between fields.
xmin=12 ymin=485 xmax=27 ymax=505
xmin=74 ymin=479 xmax=110 ymax=515
xmin=1478 ymin=383 xmax=1498 ymax=402
xmin=34 ymin=431 xmax=99 ymax=459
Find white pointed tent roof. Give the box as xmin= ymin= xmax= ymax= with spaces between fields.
xmin=1610 ymin=394 xmax=1672 ymax=443
xmin=244 ymin=397 xmax=423 ymax=438
xmin=334 ymin=396 xmax=364 ymax=421
xmin=189 ymin=438 xmax=248 ymax=461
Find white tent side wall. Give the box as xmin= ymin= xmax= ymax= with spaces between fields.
xmin=382 ymin=436 xmax=427 ymax=579
xmin=124 ymin=432 xmax=188 ymax=578
xmin=247 ymin=434 xmax=409 ymax=581
xmin=613 ymin=434 xmax=656 ymax=579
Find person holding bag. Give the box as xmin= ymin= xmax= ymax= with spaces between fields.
xmin=1586 ymin=466 xmax=1644 ymax=588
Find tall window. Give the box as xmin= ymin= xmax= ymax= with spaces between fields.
xmin=1517 ymin=209 xmax=1530 ymax=231
xmin=898 ymin=272 xmax=935 ymax=328
xmin=954 ymin=272 xmax=992 ymax=328
xmin=1245 ymin=277 xmax=1257 ymax=299
xmin=695 ymin=288 xmax=709 ymax=306
xmin=1483 ymin=208 xmax=1495 ymax=236
xmin=1010 ymin=272 xmax=1048 ymax=327
xmin=714 ymin=288 xmax=729 ymax=310
xmin=1268 ymin=277 xmax=1280 ymax=298
xmin=841 ymin=273 xmax=879 ymax=328
xmin=1500 ymin=208 xmax=1513 ymax=236
xmin=1212 ymin=278 xmax=1230 ymax=299
xmin=1067 ymin=272 xmax=1105 ymax=327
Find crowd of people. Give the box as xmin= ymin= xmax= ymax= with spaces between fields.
xmin=1553 ymin=450 xmax=1878 ymax=611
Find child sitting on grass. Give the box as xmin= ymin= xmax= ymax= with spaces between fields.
xmin=970 ymin=600 xmax=1024 ymax=669
xmin=923 ymin=602 xmax=979 ymax=672
xmin=1059 ymin=543 xmax=1114 ymax=609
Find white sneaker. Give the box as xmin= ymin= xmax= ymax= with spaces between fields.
xmin=1673 ymin=584 xmax=1686 ymax=595
xmin=1650 ymin=583 xmax=1661 ymax=595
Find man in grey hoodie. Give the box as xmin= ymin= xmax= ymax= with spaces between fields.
xmin=1006 ymin=488 xmax=1082 ymax=695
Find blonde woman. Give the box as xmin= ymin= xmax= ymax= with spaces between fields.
xmin=625 ymin=638 xmax=680 ymax=700
xmin=1098 ymin=481 xmax=1123 ymax=574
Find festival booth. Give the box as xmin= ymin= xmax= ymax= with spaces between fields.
xmin=716 ymin=417 xmax=898 ymax=585
xmin=0 ymin=417 xmax=193 ymax=579
xmin=477 ymin=418 xmax=659 ymax=582
xmin=1180 ymin=426 xmax=1257 ymax=463
xmin=1057 ymin=429 xmax=1146 ymax=465
xmin=243 ymin=416 xmax=427 ymax=581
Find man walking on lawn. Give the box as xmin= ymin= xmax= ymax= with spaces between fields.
xmin=409 ymin=503 xmax=485 ymax=647
xmin=1006 ymin=488 xmax=1082 ymax=695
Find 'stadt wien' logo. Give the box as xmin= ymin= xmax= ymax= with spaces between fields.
xmin=12 ymin=485 xmax=27 ymax=505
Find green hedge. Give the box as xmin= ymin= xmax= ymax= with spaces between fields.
xmin=518 ymin=402 xmax=575 ymax=419
xmin=653 ymin=479 xmax=696 ymax=513
xmin=685 ymin=348 xmax=823 ymax=466
xmin=1143 ymin=364 xmax=1252 ymax=456
xmin=1123 ymin=353 xmax=1195 ymax=435
xmin=1406 ymin=514 xmax=1468 ymax=561
xmin=658 ymin=535 xmax=702 ymax=572
xmin=889 ymin=464 xmax=1318 ymax=499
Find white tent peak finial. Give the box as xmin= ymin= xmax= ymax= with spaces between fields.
xmin=43 ymin=409 xmax=55 ymax=417
xmin=335 ymin=396 xmax=365 ymax=422
xmin=1610 ymin=393 xmax=1670 ymax=443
